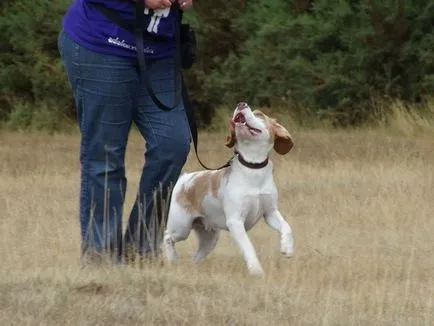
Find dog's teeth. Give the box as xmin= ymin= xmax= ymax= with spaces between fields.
xmin=242 ymin=122 xmax=247 ymax=126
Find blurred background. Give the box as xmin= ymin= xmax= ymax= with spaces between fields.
xmin=0 ymin=0 xmax=433 ymax=131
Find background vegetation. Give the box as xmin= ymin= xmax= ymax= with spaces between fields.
xmin=0 ymin=0 xmax=433 ymax=130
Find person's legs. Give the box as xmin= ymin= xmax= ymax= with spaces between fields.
xmin=124 ymin=57 xmax=191 ymax=257
xmin=58 ymin=30 xmax=138 ymax=263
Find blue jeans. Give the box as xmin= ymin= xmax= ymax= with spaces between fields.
xmin=57 ymin=30 xmax=191 ymax=262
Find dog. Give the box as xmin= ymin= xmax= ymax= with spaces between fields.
xmin=163 ymin=102 xmax=295 ymax=275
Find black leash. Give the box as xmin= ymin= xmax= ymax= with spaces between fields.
xmin=180 ymin=76 xmax=233 ymax=170
xmin=134 ymin=0 xmax=182 ymax=111
xmin=89 ymin=1 xmax=232 ymax=171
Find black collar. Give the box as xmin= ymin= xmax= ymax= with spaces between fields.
xmin=234 ymin=151 xmax=269 ymax=169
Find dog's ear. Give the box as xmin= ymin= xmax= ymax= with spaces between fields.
xmin=225 ymin=120 xmax=236 ymax=148
xmin=272 ymin=121 xmax=294 ymax=155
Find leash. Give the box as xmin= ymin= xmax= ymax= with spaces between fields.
xmin=134 ymin=2 xmax=232 ymax=171
xmin=134 ymin=0 xmax=182 ymax=111
xmin=181 ymin=77 xmax=234 ymax=170
xmin=90 ymin=1 xmax=232 ymax=171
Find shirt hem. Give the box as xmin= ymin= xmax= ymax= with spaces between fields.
xmin=61 ymin=27 xmax=175 ymax=60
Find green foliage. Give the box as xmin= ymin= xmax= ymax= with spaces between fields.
xmin=0 ymin=0 xmax=433 ymax=130
xmin=194 ymin=0 xmax=434 ymax=125
xmin=0 ymin=0 xmax=73 ymax=130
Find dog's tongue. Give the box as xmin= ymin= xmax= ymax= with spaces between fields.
xmin=249 ymin=126 xmax=262 ymax=135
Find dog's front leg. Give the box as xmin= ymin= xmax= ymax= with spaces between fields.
xmin=226 ymin=218 xmax=264 ymax=275
xmin=264 ymin=210 xmax=294 ymax=257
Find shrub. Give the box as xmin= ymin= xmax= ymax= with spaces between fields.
xmin=0 ymin=0 xmax=433 ymax=130
xmin=195 ymin=0 xmax=434 ymax=125
xmin=0 ymin=0 xmax=74 ymax=130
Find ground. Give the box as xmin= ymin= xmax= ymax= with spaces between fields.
xmin=0 ymin=126 xmax=433 ymax=325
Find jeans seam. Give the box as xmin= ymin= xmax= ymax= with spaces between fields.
xmin=144 ymin=115 xmax=161 ymax=162
xmin=74 ymin=39 xmax=91 ymax=244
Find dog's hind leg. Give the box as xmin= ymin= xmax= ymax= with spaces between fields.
xmin=163 ymin=229 xmax=179 ymax=263
xmin=191 ymin=223 xmax=220 ymax=264
xmin=163 ymin=205 xmax=193 ymax=263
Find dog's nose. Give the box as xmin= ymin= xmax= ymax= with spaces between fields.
xmin=236 ymin=102 xmax=248 ymax=111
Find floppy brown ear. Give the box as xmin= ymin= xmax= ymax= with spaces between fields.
xmin=272 ymin=122 xmax=294 ymax=155
xmin=225 ymin=120 xmax=236 ymax=148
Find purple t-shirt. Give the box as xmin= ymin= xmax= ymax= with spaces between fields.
xmin=62 ymin=0 xmax=177 ymax=59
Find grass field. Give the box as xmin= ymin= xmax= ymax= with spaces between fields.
xmin=0 ymin=120 xmax=433 ymax=325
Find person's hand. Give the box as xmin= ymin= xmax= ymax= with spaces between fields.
xmin=144 ymin=0 xmax=173 ymax=9
xmin=177 ymin=0 xmax=193 ymax=10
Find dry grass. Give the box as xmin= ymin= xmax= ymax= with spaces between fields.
xmin=0 ymin=121 xmax=433 ymax=325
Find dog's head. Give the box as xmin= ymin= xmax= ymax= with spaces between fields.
xmin=225 ymin=102 xmax=294 ymax=155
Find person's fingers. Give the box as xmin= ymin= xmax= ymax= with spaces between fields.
xmin=161 ymin=0 xmax=173 ymax=8
xmin=179 ymin=0 xmax=192 ymax=10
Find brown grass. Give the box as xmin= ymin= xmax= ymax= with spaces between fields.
xmin=0 ymin=120 xmax=433 ymax=325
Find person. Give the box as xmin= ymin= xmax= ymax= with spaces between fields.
xmin=57 ymin=0 xmax=194 ymax=265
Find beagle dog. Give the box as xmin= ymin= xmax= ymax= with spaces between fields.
xmin=163 ymin=102 xmax=295 ymax=275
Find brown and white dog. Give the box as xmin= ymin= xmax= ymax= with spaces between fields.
xmin=163 ymin=102 xmax=295 ymax=275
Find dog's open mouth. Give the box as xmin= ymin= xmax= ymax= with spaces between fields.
xmin=232 ymin=112 xmax=262 ymax=135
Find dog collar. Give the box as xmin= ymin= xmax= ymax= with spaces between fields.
xmin=234 ymin=151 xmax=269 ymax=169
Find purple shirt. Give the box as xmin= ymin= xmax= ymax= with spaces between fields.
xmin=62 ymin=0 xmax=177 ymax=59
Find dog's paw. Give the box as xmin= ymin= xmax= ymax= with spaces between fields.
xmin=281 ymin=235 xmax=294 ymax=257
xmin=248 ymin=264 xmax=265 ymax=276
xmin=163 ymin=234 xmax=179 ymax=263
xmin=281 ymin=248 xmax=294 ymax=257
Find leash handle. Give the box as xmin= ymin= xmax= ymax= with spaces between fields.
xmin=134 ymin=1 xmax=182 ymax=111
